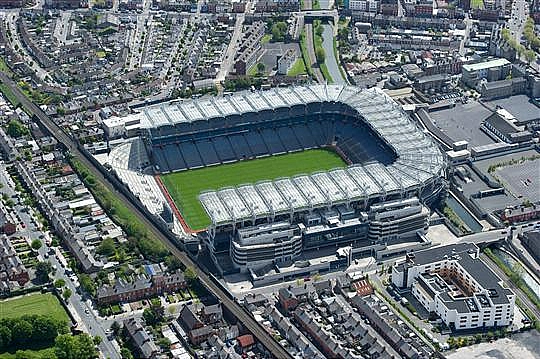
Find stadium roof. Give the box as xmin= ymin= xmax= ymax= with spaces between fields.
xmin=141 ymin=85 xmax=446 ymax=226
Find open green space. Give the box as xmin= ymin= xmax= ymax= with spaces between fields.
xmin=261 ymin=34 xmax=272 ymax=44
xmin=470 ymin=0 xmax=483 ymax=9
xmin=0 ymin=82 xmax=20 ymax=107
xmin=287 ymin=58 xmax=307 ymax=76
xmin=161 ymin=149 xmax=347 ymax=230
xmin=299 ymin=28 xmax=313 ymax=76
xmin=0 ymin=293 xmax=69 ymax=322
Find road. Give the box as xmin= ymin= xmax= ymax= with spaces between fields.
xmin=215 ymin=0 xmax=252 ymax=85
xmin=480 ymin=253 xmax=540 ymax=321
xmin=508 ymin=0 xmax=528 ymax=43
xmin=0 ymin=72 xmax=293 ymax=359
xmin=304 ymin=23 xmax=325 ymax=83
xmin=321 ymin=23 xmax=346 ymax=84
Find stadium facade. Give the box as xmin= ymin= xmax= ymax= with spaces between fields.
xmin=137 ymin=85 xmax=447 ymax=274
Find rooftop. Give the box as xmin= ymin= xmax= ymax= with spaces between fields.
xmin=462 ymin=58 xmax=510 ymax=72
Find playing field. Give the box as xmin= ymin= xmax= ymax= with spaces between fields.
xmin=161 ymin=149 xmax=347 ymax=230
xmin=0 ymin=292 xmax=69 ymax=322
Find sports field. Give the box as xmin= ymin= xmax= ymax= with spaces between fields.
xmin=0 ymin=292 xmax=69 ymax=322
xmin=161 ymin=149 xmax=346 ymax=230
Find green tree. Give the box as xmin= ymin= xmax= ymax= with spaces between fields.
xmin=110 ymin=321 xmax=121 ymax=336
xmin=165 ymin=255 xmax=182 ymax=271
xmin=35 ymin=260 xmax=53 ymax=282
xmin=185 ymin=266 xmax=197 ymax=284
xmin=142 ymin=304 xmax=165 ymax=326
xmin=271 ymin=22 xmax=288 ymax=42
xmin=96 ymin=238 xmax=115 ymax=256
xmin=79 ymin=274 xmax=96 ymax=296
xmin=256 ymin=62 xmax=265 ymax=75
xmin=6 ymin=119 xmax=29 ymax=138
xmin=0 ymin=325 xmax=12 ymax=350
xmin=31 ymin=239 xmax=42 ymax=250
xmin=54 ymin=278 xmax=66 ymax=288
xmin=93 ymin=336 xmax=102 ymax=345
xmin=63 ymin=288 xmax=72 ymax=301
xmin=120 ymin=347 xmax=134 ymax=359
xmin=11 ymin=320 xmax=32 ymax=346
xmin=54 ymin=333 xmax=98 ymax=359
xmin=315 ymin=47 xmax=325 ymax=64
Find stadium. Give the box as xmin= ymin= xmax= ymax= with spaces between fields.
xmin=107 ymin=85 xmax=447 ymax=276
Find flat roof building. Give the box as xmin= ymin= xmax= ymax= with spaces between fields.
xmin=392 ymin=243 xmax=515 ymax=331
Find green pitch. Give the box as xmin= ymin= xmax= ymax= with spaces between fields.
xmin=0 ymin=293 xmax=69 ymax=322
xmin=161 ymin=149 xmax=347 ymax=230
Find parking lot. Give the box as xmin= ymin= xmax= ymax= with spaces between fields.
xmin=446 ymin=330 xmax=540 ymax=359
xmin=484 ymin=95 xmax=540 ymax=125
xmin=429 ymin=101 xmax=495 ymax=147
xmin=496 ymin=159 xmax=540 ymax=203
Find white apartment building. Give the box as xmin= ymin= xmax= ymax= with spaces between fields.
xmin=392 ymin=243 xmax=515 ymax=330
xmin=347 ymin=0 xmax=379 ymax=12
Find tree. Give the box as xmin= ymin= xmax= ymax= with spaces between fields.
xmin=256 ymin=62 xmax=265 ymax=75
xmin=31 ymin=239 xmax=42 ymax=251
xmin=271 ymin=21 xmax=288 ymax=42
xmin=184 ymin=267 xmax=197 ymax=284
xmin=120 ymin=347 xmax=134 ymax=359
xmin=315 ymin=47 xmax=325 ymax=64
xmin=110 ymin=321 xmax=121 ymax=336
xmin=524 ymin=50 xmax=537 ymax=64
xmin=165 ymin=255 xmax=182 ymax=271
xmin=6 ymin=119 xmax=29 ymax=138
xmin=96 ymin=238 xmax=115 ymax=256
xmin=0 ymin=325 xmax=12 ymax=350
xmin=11 ymin=320 xmax=32 ymax=346
xmin=79 ymin=274 xmax=96 ymax=296
xmin=54 ymin=278 xmax=66 ymax=288
xmin=54 ymin=333 xmax=98 ymax=359
xmin=63 ymin=288 xmax=72 ymax=301
xmin=143 ymin=304 xmax=165 ymax=326
xmin=93 ymin=336 xmax=102 ymax=345
xmin=35 ymin=261 xmax=53 ymax=282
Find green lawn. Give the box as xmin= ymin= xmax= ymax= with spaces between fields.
xmin=320 ymin=63 xmax=334 ymax=84
xmin=161 ymin=149 xmax=346 ymax=230
xmin=261 ymin=34 xmax=272 ymax=44
xmin=287 ymin=58 xmax=307 ymax=76
xmin=470 ymin=0 xmax=483 ymax=9
xmin=0 ymin=82 xmax=20 ymax=107
xmin=299 ymin=28 xmax=313 ymax=76
xmin=0 ymin=293 xmax=69 ymax=322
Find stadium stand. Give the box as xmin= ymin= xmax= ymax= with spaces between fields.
xmin=134 ymin=85 xmax=446 ymax=230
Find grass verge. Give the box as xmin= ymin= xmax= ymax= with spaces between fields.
xmin=299 ymin=28 xmax=313 ymax=77
xmin=484 ymin=248 xmax=540 ymax=311
xmin=287 ymin=58 xmax=307 ymax=76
